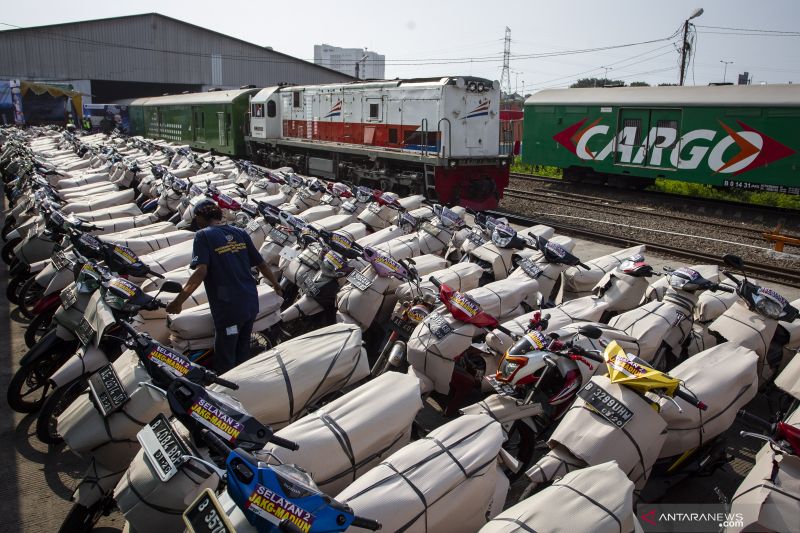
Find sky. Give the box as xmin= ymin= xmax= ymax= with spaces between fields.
xmin=2 ymin=0 xmax=799 ymax=93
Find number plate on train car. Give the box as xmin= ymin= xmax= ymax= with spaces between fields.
xmin=138 ymin=414 xmax=190 ymax=482
xmin=183 ymin=488 xmax=235 ymax=533
xmin=577 ymin=381 xmax=634 ymax=429
xmin=88 ymin=364 xmax=129 ymax=416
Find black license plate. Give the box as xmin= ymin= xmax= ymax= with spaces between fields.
xmin=466 ymin=230 xmax=484 ymax=246
xmin=76 ymin=316 xmax=96 ymax=345
xmin=52 ymin=251 xmax=69 ymax=270
xmin=303 ymin=274 xmax=320 ymax=297
xmin=88 ymin=364 xmax=129 ymax=416
xmin=578 ymin=381 xmax=634 ymax=429
xmin=518 ymin=258 xmax=543 ymax=279
xmin=390 ymin=315 xmax=416 ymax=338
xmin=426 ymin=312 xmax=453 ymax=339
xmin=60 ymin=287 xmax=78 ymax=309
xmin=183 ymin=488 xmax=235 ymax=533
xmin=347 ymin=270 xmax=372 ymax=291
xmin=269 ymin=227 xmax=290 ymax=245
xmin=485 ymin=375 xmax=517 ymax=396
xmin=422 ymin=222 xmax=441 ymax=236
xmin=138 ymin=414 xmax=190 ymax=482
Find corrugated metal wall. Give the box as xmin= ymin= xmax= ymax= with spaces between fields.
xmin=0 ymin=14 xmax=352 ymax=86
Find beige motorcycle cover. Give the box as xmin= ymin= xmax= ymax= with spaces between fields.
xmin=376 ymin=232 xmax=422 ymax=260
xmin=525 ymin=445 xmax=587 ymax=487
xmin=466 ymin=276 xmax=540 ymax=321
xmin=694 ymin=286 xmax=738 ymax=322
xmin=212 ymin=323 xmax=370 ymax=427
xmin=544 ymin=375 xmax=667 ymax=489
xmin=259 ymin=372 xmax=423 ymax=494
xmin=69 ymin=202 xmax=143 ymax=220
xmin=337 ymin=414 xmax=508 ymax=533
xmin=168 ymin=284 xmax=282 ymax=340
xmin=559 ymin=245 xmax=646 ymax=301
xmin=469 ymin=225 xmax=554 ymax=281
xmin=88 ymin=212 xmax=161 ymax=234
xmin=395 ymin=262 xmax=484 ymax=303
xmin=775 ymin=352 xmax=800 ymax=399
xmin=727 ymin=447 xmax=800 ymax=533
xmin=656 ymin=342 xmax=758 ymax=457
xmin=481 ymin=461 xmax=639 ymax=533
xmin=61 ymin=188 xmax=136 ymax=214
xmin=106 ymin=230 xmax=195 ymax=256
xmin=138 ymin=240 xmax=195 ymax=275
xmin=99 ymin=221 xmax=175 ymax=240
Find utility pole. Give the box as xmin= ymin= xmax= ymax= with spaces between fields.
xmin=679 ymin=8 xmax=704 ymax=85
xmin=597 ymin=66 xmax=612 ymax=87
xmin=500 ymin=27 xmax=512 ymax=100
xmin=720 ymin=60 xmax=733 ymax=83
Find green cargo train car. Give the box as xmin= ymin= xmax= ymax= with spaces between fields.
xmin=522 ymin=85 xmax=800 ymax=194
xmin=128 ymin=88 xmax=259 ymax=156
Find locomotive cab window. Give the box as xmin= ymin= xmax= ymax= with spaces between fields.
xmin=267 ymin=100 xmax=277 ymax=118
xmin=293 ymin=92 xmax=301 ymax=108
xmin=251 ymin=104 xmax=264 ymax=118
xmin=369 ymin=103 xmax=380 ymax=120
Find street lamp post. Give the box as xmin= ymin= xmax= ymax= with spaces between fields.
xmin=679 ymin=7 xmax=704 ymax=85
xmin=720 ymin=60 xmax=734 ymax=83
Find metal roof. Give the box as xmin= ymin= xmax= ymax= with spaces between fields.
xmin=130 ymin=88 xmax=260 ymax=106
xmin=525 ymin=85 xmax=800 ymax=107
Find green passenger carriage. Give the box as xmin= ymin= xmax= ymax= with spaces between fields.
xmin=128 ymin=88 xmax=259 ymax=156
xmin=521 ymin=85 xmax=800 ymax=194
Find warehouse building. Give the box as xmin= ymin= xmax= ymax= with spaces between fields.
xmin=0 ymin=13 xmax=354 ymax=104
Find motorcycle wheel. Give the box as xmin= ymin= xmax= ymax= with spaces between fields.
xmin=7 ymin=338 xmax=74 ymax=413
xmin=502 ymin=420 xmax=537 ymax=483
xmin=1 ymin=216 xmax=15 ymax=241
xmin=18 ymin=276 xmax=45 ymax=319
xmin=58 ymin=497 xmax=111 ymax=533
xmin=6 ymin=271 xmax=30 ymax=305
xmin=36 ymin=377 xmax=88 ymax=444
xmin=2 ymin=236 xmax=21 ymax=265
xmin=24 ymin=307 xmax=57 ymax=348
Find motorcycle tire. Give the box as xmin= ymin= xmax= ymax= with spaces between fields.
xmin=6 ymin=271 xmax=29 ymax=305
xmin=2 ymin=236 xmax=21 ymax=265
xmin=7 ymin=340 xmax=72 ymax=413
xmin=36 ymin=377 xmax=88 ymax=445
xmin=58 ymin=498 xmax=111 ymax=533
xmin=1 ymin=216 xmax=15 ymax=241
xmin=24 ymin=307 xmax=56 ymax=348
xmin=18 ymin=275 xmax=44 ymax=320
xmin=502 ymin=420 xmax=538 ymax=483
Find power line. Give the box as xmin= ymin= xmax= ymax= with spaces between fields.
xmin=695 ymin=24 xmax=800 ymax=35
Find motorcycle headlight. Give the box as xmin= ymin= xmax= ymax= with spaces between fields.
xmin=491 ymin=225 xmax=515 ymax=248
xmin=497 ymin=356 xmax=527 ymax=383
xmin=754 ymin=294 xmax=783 ymax=319
xmin=103 ymin=289 xmax=137 ymax=312
xmin=668 ymin=273 xmax=690 ymax=289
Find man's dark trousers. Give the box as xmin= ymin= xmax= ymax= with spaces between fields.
xmin=213 ymin=318 xmax=255 ymax=374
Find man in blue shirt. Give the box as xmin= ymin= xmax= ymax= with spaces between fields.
xmin=166 ymin=200 xmax=282 ymax=373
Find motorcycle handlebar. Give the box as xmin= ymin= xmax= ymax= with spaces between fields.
xmin=675 ymin=388 xmax=707 ymax=410
xmin=737 ymin=409 xmax=774 ymax=432
xmin=428 ymin=276 xmax=442 ymax=289
xmin=351 ymin=516 xmax=382 ymax=531
xmin=201 ymin=428 xmax=232 ymax=457
xmin=713 ymin=284 xmax=735 ymax=293
xmin=211 ymin=375 xmax=239 ymax=390
xmin=148 ymin=269 xmax=165 ymax=279
xmin=495 ymin=324 xmax=513 ymax=337
xmin=269 ymin=434 xmax=300 ymax=451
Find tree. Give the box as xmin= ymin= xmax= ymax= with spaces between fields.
xmin=570 ymin=78 xmax=625 ymax=88
xmin=628 ymin=81 xmax=650 ymax=87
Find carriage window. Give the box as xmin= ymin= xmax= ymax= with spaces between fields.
xmin=655 ymin=119 xmax=678 ymax=148
xmin=267 ymin=100 xmax=277 ymax=118
xmin=251 ymin=104 xmax=264 ymax=118
xmin=369 ymin=103 xmax=380 ymax=119
xmin=293 ymin=92 xmax=301 ymax=108
xmin=388 ymin=128 xmax=398 ymax=144
xmin=621 ymin=118 xmax=642 ymax=145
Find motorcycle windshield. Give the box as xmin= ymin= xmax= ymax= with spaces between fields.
xmin=603 ymin=341 xmax=679 ymax=396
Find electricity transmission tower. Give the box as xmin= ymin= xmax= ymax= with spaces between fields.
xmin=500 ymin=27 xmax=511 ymax=98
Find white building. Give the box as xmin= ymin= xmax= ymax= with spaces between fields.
xmin=314 ymin=44 xmax=385 ymax=80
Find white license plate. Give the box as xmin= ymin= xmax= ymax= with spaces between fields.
xmin=246 ymin=219 xmax=261 ymax=233
xmin=138 ymin=414 xmax=190 ymax=482
xmin=60 ymin=287 xmax=78 ymax=309
xmin=320 ymin=193 xmax=334 ymax=204
xmin=368 ymin=203 xmax=382 ymax=214
xmin=183 ymin=488 xmax=235 ymax=533
xmin=422 ymin=222 xmax=442 ymax=237
xmin=279 ymin=184 xmax=292 ymax=195
xmin=347 ymin=270 xmax=372 ymax=291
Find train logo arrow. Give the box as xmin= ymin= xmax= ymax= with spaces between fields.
xmin=324 ymin=100 xmax=342 ymax=119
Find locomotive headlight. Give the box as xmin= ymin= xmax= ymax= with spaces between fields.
xmin=477 ymin=82 xmax=485 ymax=92
xmin=468 ymin=81 xmax=478 ymax=92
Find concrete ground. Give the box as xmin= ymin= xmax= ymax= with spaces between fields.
xmin=1 ymin=230 xmax=796 ymax=531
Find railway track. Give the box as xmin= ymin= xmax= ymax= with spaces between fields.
xmin=489 ymin=208 xmax=800 ymax=289
xmin=509 ymin=172 xmax=800 ymax=230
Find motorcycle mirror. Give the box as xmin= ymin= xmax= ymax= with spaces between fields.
xmin=160 ymin=281 xmax=183 ymax=293
xmin=722 ymin=254 xmax=745 ymax=271
xmin=578 ymin=325 xmax=603 ymax=340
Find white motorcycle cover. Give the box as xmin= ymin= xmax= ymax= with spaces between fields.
xmin=559 ymin=245 xmax=645 ymax=301
xmin=356 ymin=224 xmax=407 ymax=248
xmin=395 ymin=262 xmax=484 ymax=303
xmin=481 ymin=461 xmax=639 ymax=533
xmin=212 ymin=323 xmax=370 ymax=427
xmin=58 ymin=350 xmax=169 ymax=471
xmin=259 ymin=372 xmax=423 ymax=494
xmin=543 ymin=375 xmax=667 ymax=489
xmin=138 ymin=240 xmax=195 ymax=275
xmin=727 ymin=443 xmax=800 ymax=533
xmin=469 ymin=225 xmax=554 ymax=281
xmin=337 ymin=414 xmax=508 ymax=533
xmin=466 ymin=277 xmax=541 ymax=321
xmin=376 ymin=233 xmax=422 ymax=260
xmin=61 ymin=188 xmax=136 ymax=214
xmin=106 ymin=230 xmax=194 ymax=256
xmin=68 ymin=202 xmax=143 ymax=220
xmin=295 ymin=204 xmax=337 ymax=222
xmin=88 ymin=212 xmax=161 ymax=234
xmin=99 ymin=221 xmax=175 ymax=240
xmin=656 ymin=342 xmax=759 ymax=457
